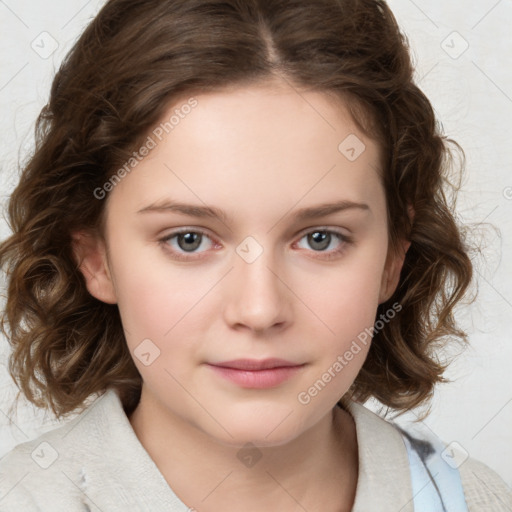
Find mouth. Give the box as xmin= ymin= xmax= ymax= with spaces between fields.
xmin=206 ymin=358 xmax=307 ymax=389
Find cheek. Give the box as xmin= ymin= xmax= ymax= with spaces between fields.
xmin=113 ymin=266 xmax=173 ymax=340
xmin=110 ymin=257 xmax=202 ymax=387
xmin=308 ymin=250 xmax=386 ymax=337
xmin=108 ymin=237 xmax=208 ymax=337
xmin=108 ymin=239 xmax=224 ymax=388
xmin=296 ymin=243 xmax=387 ymax=391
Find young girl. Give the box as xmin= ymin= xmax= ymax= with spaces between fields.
xmin=0 ymin=0 xmax=510 ymax=510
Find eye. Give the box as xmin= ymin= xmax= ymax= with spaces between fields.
xmin=159 ymin=227 xmax=352 ymax=262
xmin=295 ymin=229 xmax=352 ymax=259
xmin=159 ymin=229 xmax=216 ymax=260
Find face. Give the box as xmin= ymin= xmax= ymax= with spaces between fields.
xmin=77 ymin=81 xmax=406 ymax=447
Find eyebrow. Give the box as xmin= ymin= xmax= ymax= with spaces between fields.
xmin=137 ymin=199 xmax=370 ymax=222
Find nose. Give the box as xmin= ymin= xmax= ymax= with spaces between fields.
xmin=223 ymin=245 xmax=291 ymax=334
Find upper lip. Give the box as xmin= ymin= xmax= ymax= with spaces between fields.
xmin=208 ymin=358 xmax=303 ymax=371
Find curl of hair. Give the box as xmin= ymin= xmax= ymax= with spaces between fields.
xmin=0 ymin=0 xmax=474 ymax=419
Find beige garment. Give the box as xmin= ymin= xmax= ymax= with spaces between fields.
xmin=346 ymin=400 xmax=512 ymax=511
xmin=0 ymin=388 xmax=510 ymax=511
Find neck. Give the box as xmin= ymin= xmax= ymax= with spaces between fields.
xmin=129 ymin=390 xmax=358 ymax=512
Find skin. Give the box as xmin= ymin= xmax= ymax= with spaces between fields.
xmin=73 ymin=79 xmax=410 ymax=511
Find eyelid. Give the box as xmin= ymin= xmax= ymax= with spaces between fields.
xmin=160 ymin=226 xmax=215 ymax=239
xmin=295 ymin=224 xmax=350 ymax=238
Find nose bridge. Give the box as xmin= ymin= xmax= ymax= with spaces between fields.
xmin=224 ymin=235 xmax=289 ymax=331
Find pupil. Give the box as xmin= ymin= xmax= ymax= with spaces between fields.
xmin=179 ymin=232 xmax=201 ymax=252
xmin=309 ymin=231 xmax=330 ymax=251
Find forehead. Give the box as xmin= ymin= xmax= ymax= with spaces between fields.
xmin=105 ymin=83 xmax=385 ymax=226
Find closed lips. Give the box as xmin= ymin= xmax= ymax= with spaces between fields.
xmin=209 ymin=359 xmax=304 ymax=370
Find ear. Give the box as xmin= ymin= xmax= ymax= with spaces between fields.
xmin=71 ymin=230 xmax=117 ymax=304
xmin=378 ymin=204 xmax=414 ymax=304
xmin=378 ymin=237 xmax=411 ymax=304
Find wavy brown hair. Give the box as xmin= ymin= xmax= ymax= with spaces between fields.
xmin=0 ymin=0 xmax=474 ymax=419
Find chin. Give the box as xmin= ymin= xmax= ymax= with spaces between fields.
xmin=214 ymin=426 xmax=303 ymax=449
xmin=196 ymin=404 xmax=313 ymax=449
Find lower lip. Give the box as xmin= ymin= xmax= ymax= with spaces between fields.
xmin=206 ymin=364 xmax=305 ymax=389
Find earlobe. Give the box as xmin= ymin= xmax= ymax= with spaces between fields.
xmin=71 ymin=231 xmax=117 ymax=304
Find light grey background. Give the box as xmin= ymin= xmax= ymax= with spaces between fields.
xmin=1 ymin=0 xmax=511 ymax=487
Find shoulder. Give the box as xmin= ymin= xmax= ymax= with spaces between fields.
xmin=344 ymin=401 xmax=512 ymax=512
xmin=459 ymin=456 xmax=512 ymax=511
xmin=0 ymin=422 xmax=89 ymax=511
xmin=0 ymin=389 xmax=119 ymax=511
xmin=1 ymin=388 xmax=189 ymax=511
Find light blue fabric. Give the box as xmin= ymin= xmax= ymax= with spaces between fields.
xmin=401 ymin=428 xmax=469 ymax=512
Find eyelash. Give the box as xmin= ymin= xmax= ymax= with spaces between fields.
xmin=158 ymin=227 xmax=353 ymax=262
